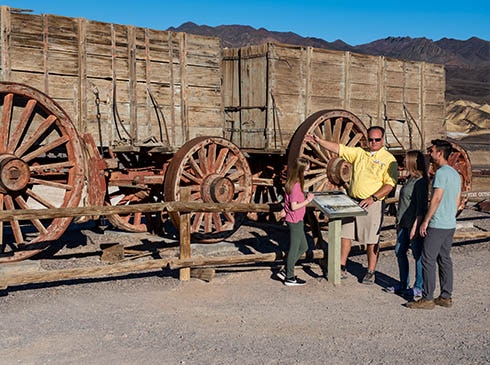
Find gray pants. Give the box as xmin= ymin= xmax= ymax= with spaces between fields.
xmin=286 ymin=221 xmax=308 ymax=279
xmin=421 ymin=227 xmax=455 ymax=300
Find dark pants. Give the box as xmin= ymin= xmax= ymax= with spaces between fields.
xmin=421 ymin=227 xmax=455 ymax=300
xmin=286 ymin=221 xmax=308 ymax=279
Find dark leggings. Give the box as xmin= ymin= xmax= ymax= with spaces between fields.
xmin=286 ymin=221 xmax=308 ymax=279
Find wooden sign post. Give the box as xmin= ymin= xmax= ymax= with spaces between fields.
xmin=326 ymin=219 xmax=342 ymax=285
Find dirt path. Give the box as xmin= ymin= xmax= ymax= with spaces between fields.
xmin=1 ymin=207 xmax=489 ymax=364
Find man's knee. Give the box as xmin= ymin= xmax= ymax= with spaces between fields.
xmin=366 ymin=243 xmax=379 ymax=254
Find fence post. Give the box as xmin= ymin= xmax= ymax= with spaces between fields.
xmin=179 ymin=188 xmax=192 ymax=281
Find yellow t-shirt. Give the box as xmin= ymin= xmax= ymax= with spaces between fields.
xmin=338 ymin=145 xmax=398 ymax=200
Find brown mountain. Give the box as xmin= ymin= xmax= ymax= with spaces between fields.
xmin=168 ymin=23 xmax=489 ymax=104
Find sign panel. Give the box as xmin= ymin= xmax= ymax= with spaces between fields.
xmin=311 ymin=191 xmax=367 ymax=219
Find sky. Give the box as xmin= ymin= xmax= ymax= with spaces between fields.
xmin=2 ymin=0 xmax=489 ymax=46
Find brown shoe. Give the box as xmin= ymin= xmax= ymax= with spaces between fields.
xmin=406 ymin=298 xmax=435 ymax=310
xmin=434 ymin=296 xmax=453 ymax=308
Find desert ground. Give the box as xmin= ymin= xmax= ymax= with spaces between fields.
xmin=0 ymin=194 xmax=489 ymax=364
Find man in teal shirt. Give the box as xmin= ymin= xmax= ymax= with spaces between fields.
xmin=407 ymin=139 xmax=461 ymax=309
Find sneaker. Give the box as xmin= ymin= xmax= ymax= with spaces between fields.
xmin=406 ymin=298 xmax=435 ymax=310
xmin=276 ymin=269 xmax=286 ymax=281
xmin=362 ymin=270 xmax=375 ymax=285
xmin=383 ymin=286 xmax=396 ymax=294
xmin=383 ymin=285 xmax=406 ymax=294
xmin=284 ymin=276 xmax=306 ymax=286
xmin=341 ymin=269 xmax=348 ymax=280
xmin=434 ymin=296 xmax=453 ymax=308
xmin=412 ymin=287 xmax=423 ymax=299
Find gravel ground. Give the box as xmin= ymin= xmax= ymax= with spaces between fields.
xmin=0 ymin=206 xmax=489 ymax=364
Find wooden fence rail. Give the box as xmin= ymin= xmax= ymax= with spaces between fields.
xmin=1 ymin=199 xmax=489 ymax=291
xmin=0 ymin=201 xmax=281 ymax=222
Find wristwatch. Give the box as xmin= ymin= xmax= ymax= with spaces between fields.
xmin=371 ymin=195 xmax=378 ymax=202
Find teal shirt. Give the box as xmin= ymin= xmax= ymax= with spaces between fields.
xmin=429 ymin=165 xmax=461 ymax=229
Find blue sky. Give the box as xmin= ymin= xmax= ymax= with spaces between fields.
xmin=3 ymin=0 xmax=489 ymax=45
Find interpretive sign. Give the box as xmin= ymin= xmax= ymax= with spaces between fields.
xmin=310 ymin=191 xmax=367 ymax=285
xmin=311 ymin=191 xmax=367 ymax=219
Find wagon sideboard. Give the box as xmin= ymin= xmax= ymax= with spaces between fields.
xmin=222 ymin=43 xmax=447 ymax=153
xmin=0 ymin=6 xmax=223 ymax=151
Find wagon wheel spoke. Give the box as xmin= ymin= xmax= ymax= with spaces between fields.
xmin=164 ymin=137 xmax=252 ymax=243
xmin=3 ymin=194 xmax=24 ymax=245
xmin=25 ymin=188 xmax=56 ymax=209
xmin=14 ymin=115 xmax=58 ymax=157
xmin=207 ymin=143 xmax=217 ymax=172
xmin=0 ymin=83 xmax=84 ymax=263
xmin=14 ymin=195 xmax=48 ymax=235
xmin=22 ymin=135 xmax=70 ymax=163
xmin=7 ymin=99 xmax=37 ymax=153
xmin=29 ymin=177 xmax=72 ymax=191
xmin=0 ymin=93 xmax=13 ymax=150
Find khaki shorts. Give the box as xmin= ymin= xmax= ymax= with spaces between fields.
xmin=341 ymin=200 xmax=383 ymax=244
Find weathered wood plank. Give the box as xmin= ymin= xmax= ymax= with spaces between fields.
xmin=0 ymin=6 xmax=223 ymax=149
xmin=222 ymin=42 xmax=446 ymax=151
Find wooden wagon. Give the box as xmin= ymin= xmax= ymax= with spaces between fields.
xmin=222 ymin=42 xmax=471 ymax=206
xmin=0 ymin=6 xmax=472 ymax=263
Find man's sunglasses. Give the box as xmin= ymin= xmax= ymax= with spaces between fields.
xmin=368 ymin=138 xmax=382 ymax=142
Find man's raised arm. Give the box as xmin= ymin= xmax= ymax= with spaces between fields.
xmin=304 ymin=134 xmax=340 ymax=154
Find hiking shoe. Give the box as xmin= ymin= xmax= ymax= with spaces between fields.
xmin=434 ymin=296 xmax=453 ymax=308
xmin=406 ymin=298 xmax=435 ymax=310
xmin=412 ymin=287 xmax=423 ymax=300
xmin=362 ymin=270 xmax=375 ymax=285
xmin=284 ymin=276 xmax=306 ymax=286
xmin=276 ymin=269 xmax=286 ymax=281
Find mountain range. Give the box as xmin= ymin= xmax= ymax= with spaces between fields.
xmin=168 ymin=23 xmax=489 ymax=104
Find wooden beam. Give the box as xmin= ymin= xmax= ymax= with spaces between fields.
xmin=0 ymin=201 xmax=282 ymax=221
xmin=0 ymin=249 xmax=327 ymax=290
xmin=0 ymin=257 xmax=175 ymax=290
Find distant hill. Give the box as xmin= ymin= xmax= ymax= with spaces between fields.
xmin=168 ymin=23 xmax=489 ymax=104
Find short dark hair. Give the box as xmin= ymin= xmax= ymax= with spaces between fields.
xmin=367 ymin=126 xmax=385 ymax=137
xmin=431 ymin=139 xmax=452 ymax=160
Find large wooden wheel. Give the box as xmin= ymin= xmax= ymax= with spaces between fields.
xmin=288 ymin=109 xmax=368 ymax=192
xmin=0 ymin=82 xmax=85 ymax=262
xmin=105 ymin=186 xmax=152 ymax=233
xmin=448 ymin=142 xmax=472 ymax=212
xmin=164 ymin=137 xmax=253 ymax=242
xmin=436 ymin=142 xmax=472 ymax=214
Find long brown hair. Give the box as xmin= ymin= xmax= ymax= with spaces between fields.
xmin=405 ymin=150 xmax=428 ymax=180
xmin=285 ymin=157 xmax=309 ymax=194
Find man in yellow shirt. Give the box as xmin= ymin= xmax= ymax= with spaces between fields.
xmin=306 ymin=126 xmax=398 ymax=284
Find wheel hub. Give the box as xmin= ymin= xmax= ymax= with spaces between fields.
xmin=326 ymin=157 xmax=351 ymax=185
xmin=201 ymin=174 xmax=235 ymax=203
xmin=0 ymin=154 xmax=30 ymax=193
